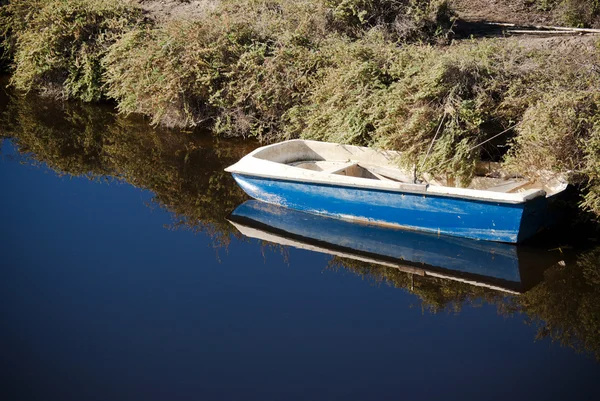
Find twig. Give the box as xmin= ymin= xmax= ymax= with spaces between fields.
xmin=484 ymin=21 xmax=600 ymax=34
xmin=424 ymin=122 xmax=520 ymax=173
xmin=420 ymin=113 xmax=446 ymax=170
xmin=507 ymin=30 xmax=593 ymax=35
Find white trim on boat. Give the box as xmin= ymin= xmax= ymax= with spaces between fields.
xmin=225 ymin=139 xmax=567 ymax=204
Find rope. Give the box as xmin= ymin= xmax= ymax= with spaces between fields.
xmin=466 ymin=122 xmax=520 ymax=153
xmin=419 ymin=113 xmax=446 ymax=171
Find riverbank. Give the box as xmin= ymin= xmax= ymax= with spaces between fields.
xmin=1 ymin=0 xmax=600 ymax=219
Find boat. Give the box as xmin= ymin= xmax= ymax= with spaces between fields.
xmin=225 ymin=139 xmax=568 ymax=243
xmin=228 ymin=201 xmax=561 ymax=294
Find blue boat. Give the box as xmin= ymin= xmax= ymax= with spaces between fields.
xmin=229 ymin=201 xmax=560 ymax=294
xmin=225 ymin=140 xmax=568 ymax=243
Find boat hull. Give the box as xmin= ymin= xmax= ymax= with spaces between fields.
xmin=232 ymin=173 xmax=556 ymax=243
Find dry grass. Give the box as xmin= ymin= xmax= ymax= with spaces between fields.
xmin=535 ymin=0 xmax=600 ymax=27
xmin=103 ymin=0 xmax=453 ymax=131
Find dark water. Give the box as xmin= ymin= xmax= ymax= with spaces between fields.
xmin=1 ymin=84 xmax=600 ymax=401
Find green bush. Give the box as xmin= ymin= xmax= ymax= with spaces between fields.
xmin=4 ymin=0 xmax=454 ymax=130
xmin=214 ymin=34 xmax=331 ymax=139
xmin=561 ymin=0 xmax=600 ymax=27
xmin=105 ymin=21 xmax=261 ymax=127
xmin=105 ymin=0 xmax=335 ymax=131
xmin=325 ymin=0 xmax=454 ymax=41
xmin=505 ymin=92 xmax=600 ymax=216
xmin=0 ymin=0 xmax=45 ymax=58
xmin=5 ymin=0 xmax=143 ymax=101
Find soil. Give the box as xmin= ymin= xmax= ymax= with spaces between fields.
xmin=131 ymin=0 xmax=557 ymax=26
xmin=516 ymin=34 xmax=598 ymax=54
xmin=130 ymin=0 xmax=220 ymax=23
xmin=450 ymin=0 xmax=559 ymax=25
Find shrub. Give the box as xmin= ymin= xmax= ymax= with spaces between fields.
xmin=210 ymin=1 xmax=335 ymax=138
xmin=286 ymin=37 xmax=526 ymax=185
xmin=0 ymin=0 xmax=45 ymax=58
xmin=6 ymin=0 xmax=143 ymax=101
xmin=4 ymin=0 xmax=455 ymax=129
xmin=214 ymin=34 xmax=332 ymax=139
xmin=105 ymin=0 xmax=335 ymax=131
xmin=325 ymin=0 xmax=454 ymax=41
xmin=217 ymin=0 xmax=331 ymax=38
xmin=104 ymin=20 xmax=266 ymax=127
xmin=286 ymin=36 xmax=600 ymax=196
xmin=582 ymin=129 xmax=600 ymax=215
xmin=505 ymin=92 xmax=600 ymax=216
xmin=561 ymin=0 xmax=600 ymax=27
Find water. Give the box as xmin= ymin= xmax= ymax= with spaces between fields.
xmin=1 ymin=84 xmax=599 ymax=401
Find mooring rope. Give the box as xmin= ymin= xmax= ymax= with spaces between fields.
xmin=423 ymin=121 xmax=521 ymax=174
xmin=419 ymin=113 xmax=446 ymax=171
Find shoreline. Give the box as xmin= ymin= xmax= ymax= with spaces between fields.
xmin=2 ymin=0 xmax=600 ymax=220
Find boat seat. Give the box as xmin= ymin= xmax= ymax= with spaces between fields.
xmin=324 ymin=162 xmax=389 ymax=180
xmin=321 ymin=161 xmax=359 ymax=175
xmin=486 ymin=180 xmax=531 ymax=193
xmin=361 ymin=164 xmax=413 ymax=183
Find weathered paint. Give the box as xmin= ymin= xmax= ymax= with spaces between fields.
xmin=232 ymin=173 xmax=554 ymax=243
xmin=229 ymin=200 xmax=524 ymax=288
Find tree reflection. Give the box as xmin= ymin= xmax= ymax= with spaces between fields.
xmin=0 ymin=91 xmax=255 ymax=245
xmin=508 ymin=247 xmax=600 ymax=360
xmin=327 ymin=256 xmax=505 ymax=314
xmin=330 ymin=248 xmax=600 ymax=361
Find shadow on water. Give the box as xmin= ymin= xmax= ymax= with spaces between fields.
xmin=1 ymin=77 xmax=600 ymax=361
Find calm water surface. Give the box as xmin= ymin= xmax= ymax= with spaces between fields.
xmin=1 ymin=84 xmax=600 ymax=401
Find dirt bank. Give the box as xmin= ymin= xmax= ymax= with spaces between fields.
xmin=517 ymin=34 xmax=598 ymax=55
xmin=133 ymin=0 xmax=592 ymax=28
xmin=130 ymin=0 xmax=219 ymax=22
xmin=451 ymin=0 xmax=557 ymax=25
xmin=131 ymin=0 xmax=600 ymax=52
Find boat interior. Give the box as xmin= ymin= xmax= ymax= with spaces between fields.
xmin=289 ymin=160 xmax=412 ymax=182
xmin=251 ymin=140 xmax=567 ymax=196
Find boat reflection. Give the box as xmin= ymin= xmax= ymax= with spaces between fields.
xmin=229 ymin=200 xmax=564 ymax=294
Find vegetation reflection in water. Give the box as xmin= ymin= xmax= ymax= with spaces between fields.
xmin=0 ymin=87 xmax=599 ymax=362
xmin=0 ymin=88 xmax=256 ymax=246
